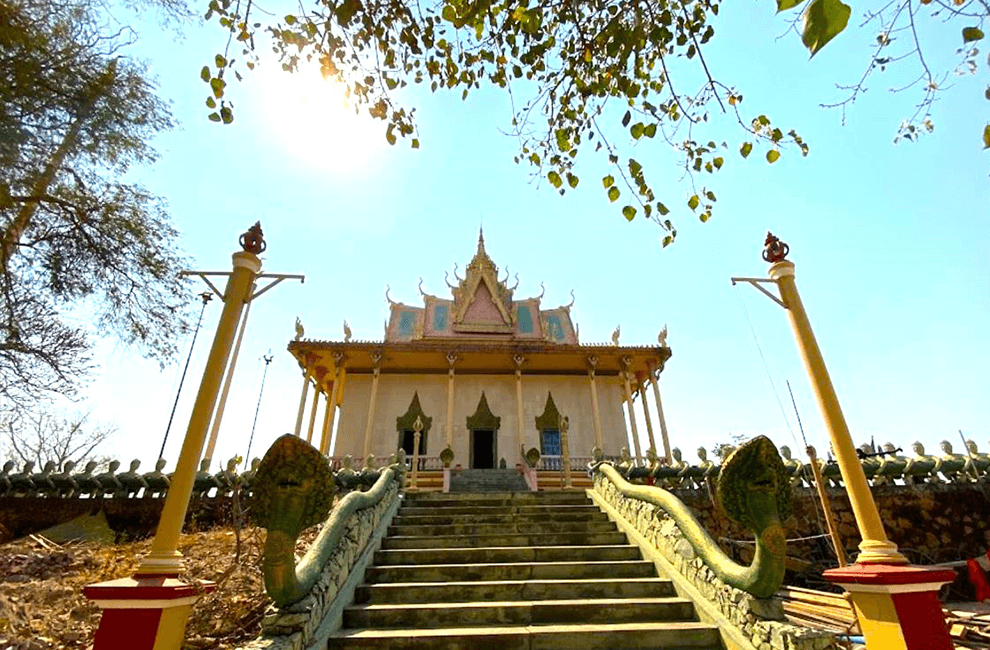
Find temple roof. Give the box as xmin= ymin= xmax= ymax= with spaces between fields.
xmin=384 ymin=230 xmax=578 ymax=344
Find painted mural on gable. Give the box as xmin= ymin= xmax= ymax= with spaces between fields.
xmin=386 ymin=230 xmax=576 ymax=344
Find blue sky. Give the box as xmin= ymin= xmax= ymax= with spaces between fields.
xmin=52 ymin=0 xmax=988 ymax=472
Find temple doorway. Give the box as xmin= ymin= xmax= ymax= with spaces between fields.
xmin=471 ymin=429 xmax=496 ymax=469
xmin=466 ymin=392 xmax=501 ymax=470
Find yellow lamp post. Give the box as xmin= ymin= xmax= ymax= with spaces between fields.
xmin=85 ymin=223 xmax=303 ymax=650
xmin=734 ymin=233 xmax=955 ymax=650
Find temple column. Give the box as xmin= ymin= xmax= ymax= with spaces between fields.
xmin=362 ymin=352 xmax=383 ymax=458
xmin=446 ymin=353 xmax=457 ymax=447
xmin=328 ymin=362 xmax=347 ymax=456
xmin=293 ymin=370 xmax=310 ymax=437
xmin=648 ymin=361 xmax=672 ymax=463
xmin=514 ymin=355 xmax=526 ymax=458
xmin=635 ymin=371 xmax=657 ymax=458
xmin=305 ymin=367 xmax=324 ymax=444
xmin=587 ymin=357 xmax=603 ymax=451
xmin=620 ymin=361 xmax=642 ymax=466
xmin=320 ymin=361 xmax=343 ymax=455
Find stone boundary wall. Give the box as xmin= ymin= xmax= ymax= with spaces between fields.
xmin=593 ymin=473 xmax=840 ymax=650
xmin=240 ymin=479 xmax=401 ymax=650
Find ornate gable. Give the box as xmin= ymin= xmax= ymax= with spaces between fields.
xmin=449 ymin=230 xmax=516 ymax=334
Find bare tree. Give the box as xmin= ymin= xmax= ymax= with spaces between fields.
xmin=3 ymin=409 xmax=117 ymax=468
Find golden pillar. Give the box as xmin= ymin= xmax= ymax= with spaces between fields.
xmin=764 ymin=233 xmax=904 ymax=565
xmin=514 ymin=355 xmax=526 ymax=458
xmin=320 ymin=365 xmax=341 ymax=455
xmin=647 ymin=362 xmax=672 ymax=463
xmin=620 ymin=362 xmax=642 ymax=466
xmin=203 ymin=292 xmax=253 ymax=465
xmin=362 ymin=352 xmax=382 ymax=458
xmin=293 ymin=371 xmax=310 ymax=437
xmin=446 ymin=353 xmax=456 ymax=447
xmin=328 ymin=365 xmax=347 ymax=456
xmin=137 ymin=224 xmax=263 ymax=577
xmin=305 ymin=369 xmax=323 ymax=444
xmin=635 ymin=372 xmax=657 ymax=457
xmin=587 ymin=357 xmax=604 ymax=451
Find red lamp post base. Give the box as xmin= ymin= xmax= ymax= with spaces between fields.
xmin=824 ymin=563 xmax=956 ymax=650
xmin=84 ymin=575 xmax=216 ymax=650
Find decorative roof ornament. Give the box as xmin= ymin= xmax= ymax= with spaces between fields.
xmin=511 ymin=273 xmax=520 ymax=292
xmin=343 ymin=320 xmax=352 ymax=342
xmin=612 ymin=325 xmax=621 ymax=346
xmin=762 ymin=232 xmax=790 ymax=263
xmin=418 ymin=277 xmax=426 ymax=297
xmin=385 ymin=285 xmax=397 ymax=306
xmin=658 ymin=324 xmax=668 ymax=347
xmin=538 ymin=282 xmax=545 ymax=300
xmin=563 ymin=290 xmax=576 ymax=311
xmin=239 ymin=221 xmax=267 ymax=255
xmin=294 ymin=317 xmax=304 ymax=341
xmin=444 ymin=270 xmax=456 ymax=290
xmin=453 ymin=263 xmax=463 ymax=282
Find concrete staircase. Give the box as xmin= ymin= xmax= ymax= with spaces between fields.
xmin=330 ymin=491 xmax=720 ymax=649
xmin=449 ymin=468 xmax=530 ymax=493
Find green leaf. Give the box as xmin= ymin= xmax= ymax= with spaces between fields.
xmin=963 ymin=27 xmax=985 ymax=42
xmin=688 ymin=195 xmax=699 ymax=210
xmin=767 ymin=149 xmax=781 ymax=163
xmin=776 ymin=0 xmax=806 ymax=11
xmin=284 ymin=14 xmax=296 ymax=24
xmin=657 ymin=202 xmax=670 ymax=216
xmin=621 ymin=111 xmax=631 ymax=127
xmin=740 ymin=142 xmax=753 ymax=158
xmin=643 ymin=123 xmax=657 ymax=138
xmin=603 ymin=175 xmax=615 ymax=188
xmin=220 ymin=106 xmax=233 ymax=124
xmin=713 ymin=157 xmax=724 ymax=169
xmin=801 ymin=0 xmax=851 ymax=57
xmin=206 ymin=97 xmax=216 ymax=109
xmin=608 ymin=186 xmax=620 ymax=202
xmin=548 ymin=171 xmax=563 ymax=188
xmin=984 ymin=124 xmax=990 ymax=149
xmin=622 ymin=205 xmax=637 ymax=221
xmin=208 ymin=112 xmax=221 ymax=122
xmin=200 ymin=66 xmax=211 ymax=82
xmin=566 ymin=173 xmax=579 ymax=188
xmin=631 ymin=123 xmax=644 ymax=139
xmin=386 ymin=124 xmax=397 ymax=145
xmin=662 ymin=235 xmax=673 ymax=247
xmin=412 ymin=138 xmax=420 ymax=149
xmin=215 ymin=54 xmax=227 ymax=68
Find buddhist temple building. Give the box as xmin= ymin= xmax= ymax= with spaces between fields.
xmin=287 ymin=230 xmax=672 ymax=484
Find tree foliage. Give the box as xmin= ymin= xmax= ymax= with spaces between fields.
xmin=0 ymin=0 xmax=193 ymax=407
xmin=3 ymin=409 xmax=117 ymax=468
xmin=203 ymin=0 xmax=986 ymax=241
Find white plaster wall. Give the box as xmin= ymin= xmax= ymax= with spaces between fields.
xmin=333 ymin=373 xmax=630 ymax=464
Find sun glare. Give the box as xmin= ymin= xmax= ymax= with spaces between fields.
xmin=256 ymin=67 xmax=380 ymax=174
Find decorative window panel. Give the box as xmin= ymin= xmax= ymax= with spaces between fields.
xmin=518 ymin=305 xmax=534 ymax=334
xmin=433 ymin=304 xmax=449 ymax=331
xmin=541 ymin=429 xmax=561 ymax=456
xmin=548 ymin=314 xmax=565 ymax=341
xmin=398 ymin=311 xmax=416 ymax=336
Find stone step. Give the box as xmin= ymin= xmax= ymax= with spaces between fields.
xmin=392 ymin=511 xmax=609 ymax=526
xmin=387 ymin=521 xmax=618 ymax=537
xmin=374 ymin=544 xmax=643 ymax=566
xmin=343 ymin=596 xmax=696 ymax=628
xmin=365 ymin=560 xmax=656 ymax=583
xmin=329 ymin=621 xmax=720 ymax=650
xmin=381 ymin=531 xmax=629 ymax=550
xmin=354 ymin=577 xmax=677 ymax=604
xmin=404 ymin=493 xmax=590 ymax=507
xmin=398 ymin=505 xmax=600 ymax=517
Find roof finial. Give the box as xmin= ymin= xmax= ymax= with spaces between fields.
xmin=478 ymin=224 xmax=486 ymax=254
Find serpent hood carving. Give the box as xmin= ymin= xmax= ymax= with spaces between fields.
xmin=597 ymin=435 xmax=789 ymax=598
xmin=250 ymin=434 xmax=402 ymax=607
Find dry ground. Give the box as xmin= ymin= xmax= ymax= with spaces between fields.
xmin=0 ymin=525 xmax=320 ymax=650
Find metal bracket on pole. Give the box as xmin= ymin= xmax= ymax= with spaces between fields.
xmin=181 ymin=271 xmax=305 ymax=303
xmin=730 ymin=276 xmax=785 ymax=309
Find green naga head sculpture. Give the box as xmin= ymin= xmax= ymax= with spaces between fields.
xmin=250 ymin=434 xmax=335 ymax=541
xmin=717 ymin=435 xmax=791 ymax=528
